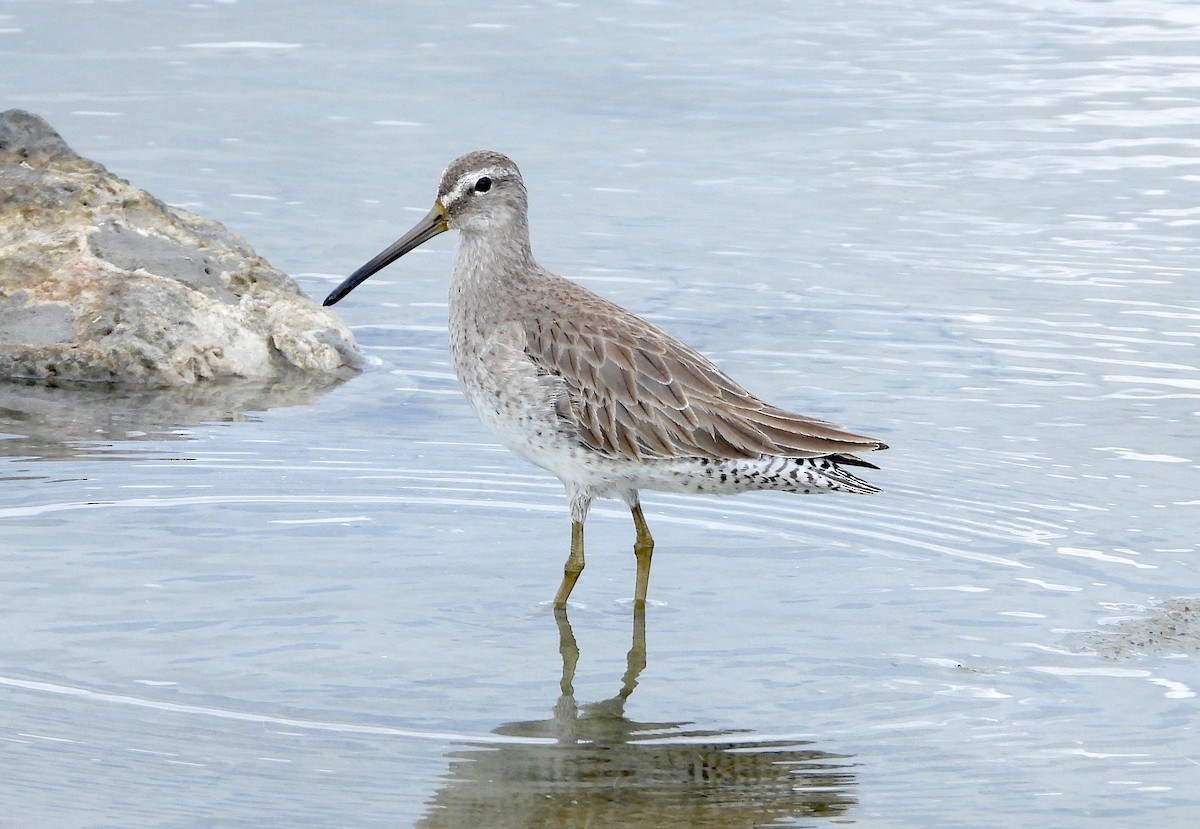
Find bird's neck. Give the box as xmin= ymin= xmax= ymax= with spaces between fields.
xmin=448 ymin=218 xmax=540 ymax=338
xmin=452 ymin=218 xmax=537 ymax=289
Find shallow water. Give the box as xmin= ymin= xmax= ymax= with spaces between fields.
xmin=2 ymin=1 xmax=1198 ymax=826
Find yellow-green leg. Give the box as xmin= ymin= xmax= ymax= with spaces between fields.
xmin=553 ymin=521 xmax=585 ymax=608
xmin=631 ymin=504 xmax=655 ymax=605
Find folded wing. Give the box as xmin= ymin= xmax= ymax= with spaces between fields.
xmin=522 ymin=293 xmax=887 ymax=463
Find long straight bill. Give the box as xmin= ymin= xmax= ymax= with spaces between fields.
xmin=323 ymin=201 xmax=448 ymax=306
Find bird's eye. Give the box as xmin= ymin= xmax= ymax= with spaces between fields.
xmin=474 ymin=176 xmax=492 ymax=193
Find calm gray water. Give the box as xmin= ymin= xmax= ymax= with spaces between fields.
xmin=2 ymin=1 xmax=1199 ymax=826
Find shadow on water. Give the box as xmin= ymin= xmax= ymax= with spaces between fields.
xmin=417 ymin=607 xmax=856 ymax=829
xmin=0 ymin=375 xmax=348 ymax=461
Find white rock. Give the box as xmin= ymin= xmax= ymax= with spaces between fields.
xmin=0 ymin=109 xmax=362 ymax=386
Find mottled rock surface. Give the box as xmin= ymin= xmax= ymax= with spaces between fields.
xmin=0 ymin=109 xmax=361 ymax=386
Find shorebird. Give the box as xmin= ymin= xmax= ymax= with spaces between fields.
xmin=324 ymin=151 xmax=886 ymax=608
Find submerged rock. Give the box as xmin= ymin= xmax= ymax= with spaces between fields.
xmin=0 ymin=109 xmax=361 ymax=386
xmin=1077 ymin=597 xmax=1200 ymax=659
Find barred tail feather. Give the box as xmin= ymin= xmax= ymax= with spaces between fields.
xmin=808 ymin=456 xmax=882 ymax=494
xmin=648 ymin=454 xmax=882 ymax=495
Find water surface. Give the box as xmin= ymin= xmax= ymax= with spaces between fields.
xmin=1 ymin=1 xmax=1198 ymax=826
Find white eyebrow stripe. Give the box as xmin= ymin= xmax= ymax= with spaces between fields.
xmin=442 ymin=165 xmax=512 ymax=207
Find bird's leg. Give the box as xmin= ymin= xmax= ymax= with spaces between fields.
xmin=553 ymin=521 xmax=585 ymax=608
xmin=554 ymin=493 xmax=591 ymax=608
xmin=630 ymin=502 xmax=655 ymax=605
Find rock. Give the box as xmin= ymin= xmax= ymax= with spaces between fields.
xmin=0 ymin=109 xmax=362 ymax=386
xmin=1076 ymin=597 xmax=1200 ymax=658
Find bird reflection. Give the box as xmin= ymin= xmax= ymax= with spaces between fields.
xmin=416 ymin=607 xmax=856 ymax=828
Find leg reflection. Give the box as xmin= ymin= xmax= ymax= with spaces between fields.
xmin=552 ymin=606 xmax=579 ymax=739
xmin=553 ymin=604 xmax=648 ymax=732
xmin=416 ymin=607 xmax=857 ymax=827
xmin=618 ymin=602 xmax=647 ymax=704
xmin=553 ymin=606 xmax=580 ymax=699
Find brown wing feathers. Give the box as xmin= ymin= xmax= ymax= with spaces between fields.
xmin=523 ymin=294 xmax=886 ymax=463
